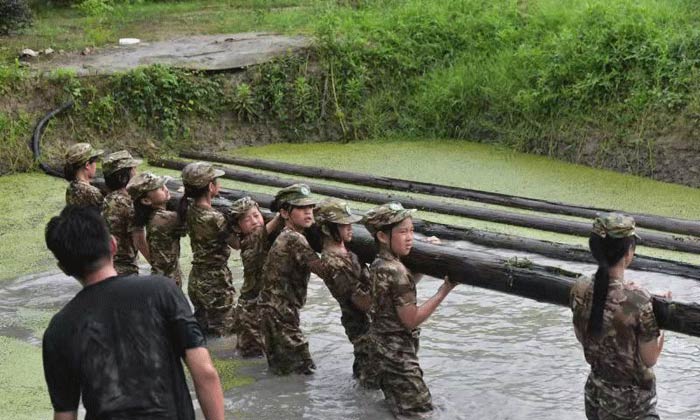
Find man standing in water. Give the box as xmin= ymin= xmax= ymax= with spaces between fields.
xmin=42 ymin=205 xmax=225 ymax=420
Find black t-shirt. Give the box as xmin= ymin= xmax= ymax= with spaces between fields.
xmin=42 ymin=275 xmax=205 ymax=420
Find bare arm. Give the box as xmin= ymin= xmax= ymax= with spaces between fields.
xmin=54 ymin=412 xmax=77 ymax=420
xmin=396 ymin=277 xmax=455 ymax=330
xmin=132 ymin=229 xmax=150 ymax=262
xmin=265 ymin=213 xmax=283 ymax=235
xmin=639 ymin=332 xmax=664 ymax=367
xmin=185 ymin=347 xmax=224 ymax=420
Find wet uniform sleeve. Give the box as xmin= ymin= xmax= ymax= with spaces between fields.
xmin=389 ymin=266 xmax=417 ymax=308
xmin=42 ymin=324 xmax=80 ymax=412
xmin=637 ymin=299 xmax=661 ymax=343
xmin=290 ymin=232 xmax=333 ymax=279
xmin=351 ymin=258 xmax=371 ymax=300
xmin=160 ymin=279 xmax=206 ymax=354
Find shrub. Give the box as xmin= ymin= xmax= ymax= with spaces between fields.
xmin=0 ymin=0 xmax=33 ymax=35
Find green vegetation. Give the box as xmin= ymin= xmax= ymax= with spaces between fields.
xmin=3 ymin=0 xmax=700 ymax=180
xmin=0 ymin=337 xmax=52 ymax=420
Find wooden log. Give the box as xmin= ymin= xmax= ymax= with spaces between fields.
xmin=181 ymin=151 xmax=700 ymax=237
xmin=150 ymin=157 xmax=700 ymax=254
xmin=96 ymin=176 xmax=700 ymax=338
xmin=87 ymin=176 xmax=700 ymax=281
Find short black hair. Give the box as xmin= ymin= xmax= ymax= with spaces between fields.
xmin=45 ymin=205 xmax=112 ymax=278
xmin=104 ymin=167 xmax=134 ymax=191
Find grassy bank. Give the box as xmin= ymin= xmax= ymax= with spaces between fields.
xmin=3 ymin=0 xmax=700 ymax=184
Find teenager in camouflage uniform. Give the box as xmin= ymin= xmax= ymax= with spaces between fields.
xmin=314 ymin=198 xmax=376 ymax=387
xmin=364 ymin=202 xmax=456 ymax=417
xmin=179 ymin=162 xmax=238 ymax=336
xmin=101 ymin=150 xmax=144 ymax=276
xmin=571 ymin=213 xmax=669 ymax=420
xmin=258 ymin=184 xmax=333 ymax=375
xmin=64 ymin=143 xmax=104 ymax=208
xmin=227 ymin=197 xmax=283 ymax=357
xmin=128 ymin=172 xmax=186 ymax=286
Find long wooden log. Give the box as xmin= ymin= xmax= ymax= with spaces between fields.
xmin=181 ymin=151 xmax=700 ymax=237
xmin=95 ymin=176 xmax=700 ymax=337
xmin=82 ymin=175 xmax=700 ymax=281
xmin=150 ymin=157 xmax=700 ymax=254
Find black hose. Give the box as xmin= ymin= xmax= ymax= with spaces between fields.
xmin=31 ymin=101 xmax=74 ymax=178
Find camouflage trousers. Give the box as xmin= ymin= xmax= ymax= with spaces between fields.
xmin=237 ymin=297 xmax=264 ymax=358
xmin=584 ymin=373 xmax=659 ymax=420
xmin=114 ymin=259 xmax=139 ymax=277
xmin=371 ymin=331 xmax=432 ymax=416
xmin=188 ymin=264 xmax=237 ymax=336
xmin=152 ymin=265 xmax=183 ymax=288
xmin=352 ymin=334 xmax=378 ymax=389
xmin=259 ymin=305 xmax=315 ymax=375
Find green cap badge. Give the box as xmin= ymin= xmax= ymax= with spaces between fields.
xmin=274 ymin=183 xmax=318 ymax=207
xmin=315 ymin=198 xmax=362 ymax=225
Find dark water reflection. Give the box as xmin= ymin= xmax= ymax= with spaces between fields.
xmin=2 ymin=242 xmax=699 ymax=419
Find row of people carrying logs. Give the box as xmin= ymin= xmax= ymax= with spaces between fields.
xmin=61 ymin=142 xmax=668 ymax=419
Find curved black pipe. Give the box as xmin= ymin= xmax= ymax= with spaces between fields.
xmin=31 ymin=101 xmax=74 ymax=178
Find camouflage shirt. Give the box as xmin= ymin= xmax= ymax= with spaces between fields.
xmin=186 ymin=205 xmax=231 ymax=268
xmin=147 ymin=209 xmax=185 ymax=281
xmin=570 ymin=276 xmax=660 ymax=388
xmin=102 ymin=190 xmax=140 ymax=273
xmin=239 ymin=227 xmax=275 ymax=300
xmin=369 ymin=249 xmax=418 ymax=336
xmin=320 ymin=249 xmax=371 ymax=341
xmin=65 ymin=180 xmax=103 ymax=209
xmin=259 ymin=228 xmax=331 ymax=311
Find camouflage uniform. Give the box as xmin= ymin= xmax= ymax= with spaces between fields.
xmin=571 ymin=213 xmax=660 ymax=420
xmin=258 ymin=184 xmax=332 ymax=375
xmin=101 ymin=151 xmax=143 ymax=276
xmin=127 ymin=172 xmax=184 ymax=286
xmin=64 ymin=143 xmax=104 ymax=208
xmin=315 ymin=198 xmax=375 ymax=386
xmin=102 ymin=190 xmax=140 ymax=276
xmin=66 ymin=181 xmax=104 ymax=209
xmin=230 ymin=197 xmax=280 ymax=357
xmin=147 ymin=209 xmax=185 ymax=286
xmin=364 ymin=202 xmax=431 ymax=416
xmin=182 ymin=162 xmax=236 ymax=336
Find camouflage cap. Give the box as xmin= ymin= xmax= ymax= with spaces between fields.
xmin=102 ymin=150 xmax=142 ymax=176
xmin=275 ymin=183 xmax=318 ymax=207
xmin=126 ymin=172 xmax=170 ymax=199
xmin=592 ymin=212 xmax=641 ymax=240
xmin=228 ymin=196 xmax=260 ymax=221
xmin=363 ymin=201 xmax=416 ymax=235
xmin=65 ymin=143 xmax=104 ymax=165
xmin=181 ymin=161 xmax=225 ymax=188
xmin=314 ymin=198 xmax=362 ymax=225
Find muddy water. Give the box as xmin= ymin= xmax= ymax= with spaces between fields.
xmin=3 ymin=241 xmax=698 ymax=420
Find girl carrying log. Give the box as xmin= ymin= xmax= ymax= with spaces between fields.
xmin=227 ymin=196 xmax=282 ymax=357
xmin=63 ymin=142 xmax=104 ymax=208
xmin=128 ymin=172 xmax=186 ymax=287
xmin=363 ymin=201 xmax=456 ymax=417
xmin=178 ymin=162 xmax=238 ymax=336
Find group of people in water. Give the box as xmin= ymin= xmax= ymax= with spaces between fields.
xmin=53 ymin=141 xmax=670 ymax=419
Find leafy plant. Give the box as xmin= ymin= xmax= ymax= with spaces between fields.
xmin=0 ymin=0 xmax=32 ymax=35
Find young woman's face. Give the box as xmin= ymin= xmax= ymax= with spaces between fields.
xmin=144 ymin=184 xmax=170 ymax=207
xmin=337 ymin=223 xmax=353 ymax=243
xmin=85 ymin=160 xmax=98 ymax=178
xmin=238 ymin=207 xmax=264 ymax=235
xmin=286 ymin=205 xmax=315 ymax=229
xmin=388 ymin=217 xmax=414 ymax=256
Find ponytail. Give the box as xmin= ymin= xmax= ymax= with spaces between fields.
xmin=176 ymin=183 xmax=209 ymax=224
xmin=588 ymin=235 xmax=636 ymax=336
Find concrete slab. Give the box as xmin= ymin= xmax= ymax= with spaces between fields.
xmin=35 ymin=32 xmax=311 ymax=76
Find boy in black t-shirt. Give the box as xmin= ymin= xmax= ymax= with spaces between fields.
xmin=43 ymin=205 xmax=224 ymax=420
